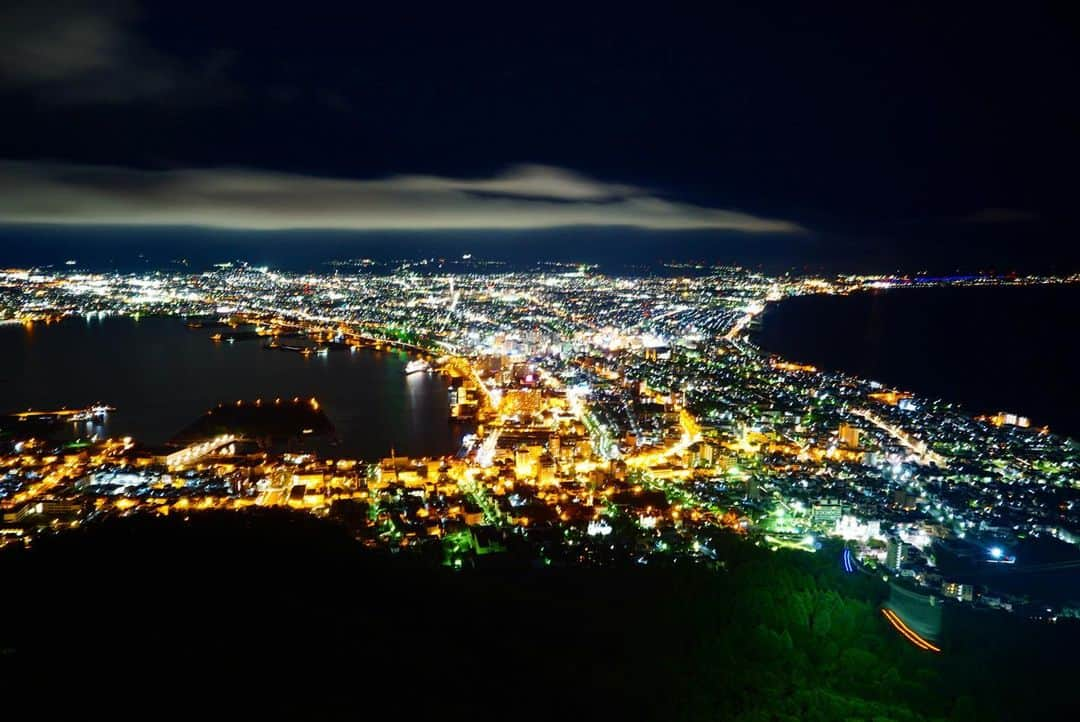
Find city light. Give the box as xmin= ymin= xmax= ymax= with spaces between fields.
xmin=0 ymin=262 xmax=1076 ymax=626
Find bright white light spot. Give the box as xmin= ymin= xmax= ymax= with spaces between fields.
xmin=587 ymin=520 xmax=612 ymax=536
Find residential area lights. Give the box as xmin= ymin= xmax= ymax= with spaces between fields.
xmin=1 ymin=262 xmax=1078 ymax=624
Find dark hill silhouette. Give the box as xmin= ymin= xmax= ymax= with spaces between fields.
xmin=1 ymin=510 xmax=1076 ymax=720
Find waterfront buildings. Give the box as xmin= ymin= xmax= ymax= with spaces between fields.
xmin=1 ymin=262 xmax=1078 ymax=618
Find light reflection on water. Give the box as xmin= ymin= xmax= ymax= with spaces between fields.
xmin=0 ymin=315 xmax=465 ymax=460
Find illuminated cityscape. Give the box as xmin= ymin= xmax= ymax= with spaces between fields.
xmin=3 ymin=263 xmax=1078 ymax=622
xmin=3 ymin=3 xmax=1079 ymax=718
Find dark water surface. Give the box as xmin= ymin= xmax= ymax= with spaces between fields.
xmin=0 ymin=315 xmax=462 ymax=459
xmin=933 ymin=536 xmax=1080 ymax=606
xmin=755 ymin=285 xmax=1080 ymax=439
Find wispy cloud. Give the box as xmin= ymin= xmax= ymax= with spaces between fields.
xmin=0 ymin=161 xmax=805 ymax=233
xmin=0 ymin=1 xmax=232 ymax=104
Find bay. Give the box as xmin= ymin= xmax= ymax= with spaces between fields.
xmin=0 ymin=315 xmax=463 ymax=459
xmin=755 ymin=285 xmax=1080 ymax=440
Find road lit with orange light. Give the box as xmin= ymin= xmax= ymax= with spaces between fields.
xmin=881 ymin=608 xmax=941 ymax=652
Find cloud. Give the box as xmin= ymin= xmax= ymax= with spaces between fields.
xmin=0 ymin=1 xmax=231 ymax=104
xmin=959 ymin=208 xmax=1041 ymax=224
xmin=0 ymin=161 xmax=805 ymax=233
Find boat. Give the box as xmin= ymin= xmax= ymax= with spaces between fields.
xmin=404 ymin=359 xmax=431 ymax=375
xmin=71 ymin=404 xmax=115 ymax=421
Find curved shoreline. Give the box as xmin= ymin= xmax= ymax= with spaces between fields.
xmin=751 ymin=284 xmax=1078 ymax=438
xmin=0 ymin=316 xmax=463 ymax=458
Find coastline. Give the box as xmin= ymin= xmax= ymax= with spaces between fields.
xmin=750 ymin=283 xmax=1080 ymax=440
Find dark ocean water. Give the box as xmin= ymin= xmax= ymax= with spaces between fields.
xmin=755 ymin=285 xmax=1080 ymax=440
xmin=0 ymin=316 xmax=463 ymax=459
xmin=934 ymin=536 xmax=1080 ymax=607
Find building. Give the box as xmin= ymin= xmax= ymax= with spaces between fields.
xmin=886 ymin=539 xmax=907 ymax=570
xmin=942 ymin=581 xmax=974 ymax=603
xmin=687 ymin=441 xmax=717 ymax=467
xmin=838 ymin=423 xmax=861 ymax=449
xmin=166 ymin=434 xmax=236 ymax=468
xmin=746 ymin=475 xmax=761 ymax=501
xmin=989 ymin=412 xmax=1031 ymax=429
xmin=14 ymin=499 xmax=83 ymax=523
xmin=812 ymin=501 xmax=843 ymax=529
xmin=892 ymin=488 xmax=919 ymax=510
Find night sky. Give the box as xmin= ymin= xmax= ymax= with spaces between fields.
xmin=1 ymin=2 xmax=1078 ymax=271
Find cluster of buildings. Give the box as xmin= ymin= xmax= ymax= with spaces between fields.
xmin=1 ymin=261 xmax=1078 ymax=617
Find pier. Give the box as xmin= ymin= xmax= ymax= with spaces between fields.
xmin=11 ymin=404 xmax=115 ymax=422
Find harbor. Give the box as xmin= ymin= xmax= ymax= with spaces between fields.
xmin=0 ymin=315 xmax=466 ymax=459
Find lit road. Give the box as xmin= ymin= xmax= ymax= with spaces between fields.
xmin=625 ymin=408 xmax=701 ymax=469
xmin=882 ymin=608 xmax=941 ymax=652
xmin=852 ymin=409 xmax=949 ymax=468
xmin=722 ymin=300 xmax=764 ymax=341
xmin=475 ymin=429 xmax=500 ymax=467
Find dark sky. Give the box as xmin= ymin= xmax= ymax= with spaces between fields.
xmin=1 ymin=2 xmax=1078 ymax=271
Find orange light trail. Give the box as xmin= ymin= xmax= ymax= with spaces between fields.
xmin=885 ymin=613 xmax=930 ymax=650
xmin=881 ymin=608 xmax=941 ymax=652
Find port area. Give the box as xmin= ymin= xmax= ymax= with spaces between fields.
xmin=0 ymin=404 xmax=115 ymax=438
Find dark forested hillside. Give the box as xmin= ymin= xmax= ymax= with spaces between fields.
xmin=1 ymin=511 xmax=1075 ymax=720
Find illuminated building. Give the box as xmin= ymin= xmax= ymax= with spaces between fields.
xmin=988 ymin=412 xmax=1031 ymax=429
xmin=838 ymin=423 xmax=861 ymax=449
xmin=14 ymin=499 xmax=82 ymax=522
xmin=811 ymin=502 xmax=843 ymax=529
xmin=942 ymin=581 xmax=974 ymax=602
xmin=886 ymin=539 xmax=907 ymax=570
